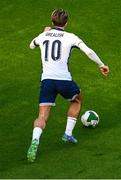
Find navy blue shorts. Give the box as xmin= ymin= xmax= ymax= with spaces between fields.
xmin=39 ymin=79 xmax=80 ymax=106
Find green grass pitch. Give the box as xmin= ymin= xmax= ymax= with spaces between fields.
xmin=0 ymin=0 xmax=121 ymax=178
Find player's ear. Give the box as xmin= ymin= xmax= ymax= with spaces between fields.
xmin=51 ymin=22 xmax=54 ymax=26
xmin=64 ymin=22 xmax=68 ymax=27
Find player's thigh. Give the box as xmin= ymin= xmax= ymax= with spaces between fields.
xmin=57 ymin=80 xmax=80 ymax=101
xmin=39 ymin=79 xmax=57 ymax=106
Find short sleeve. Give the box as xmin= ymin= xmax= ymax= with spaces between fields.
xmin=29 ymin=34 xmax=42 ymax=49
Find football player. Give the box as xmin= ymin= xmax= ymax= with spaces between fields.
xmin=27 ymin=9 xmax=109 ymax=162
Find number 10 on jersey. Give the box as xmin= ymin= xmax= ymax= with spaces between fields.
xmin=43 ymin=40 xmax=61 ymax=61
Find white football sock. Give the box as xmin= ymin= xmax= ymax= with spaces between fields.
xmin=65 ymin=117 xmax=77 ymax=136
xmin=32 ymin=127 xmax=43 ymax=142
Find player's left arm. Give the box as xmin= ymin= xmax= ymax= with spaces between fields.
xmin=30 ymin=26 xmax=51 ymax=49
xmin=43 ymin=26 xmax=51 ymax=32
xmin=78 ymin=41 xmax=109 ymax=76
xmin=30 ymin=38 xmax=39 ymax=49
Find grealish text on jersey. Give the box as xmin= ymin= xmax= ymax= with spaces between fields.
xmin=45 ymin=32 xmax=64 ymax=37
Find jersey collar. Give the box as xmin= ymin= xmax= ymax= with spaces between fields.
xmin=52 ymin=27 xmax=64 ymax=31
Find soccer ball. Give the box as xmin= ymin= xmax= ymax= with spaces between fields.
xmin=81 ymin=110 xmax=99 ymax=128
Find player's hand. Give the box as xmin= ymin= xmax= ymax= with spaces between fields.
xmin=100 ymin=65 xmax=109 ymax=76
xmin=43 ymin=26 xmax=51 ymax=32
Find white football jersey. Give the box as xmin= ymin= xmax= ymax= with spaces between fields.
xmin=30 ymin=28 xmax=104 ymax=80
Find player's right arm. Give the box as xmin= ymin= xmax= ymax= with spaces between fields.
xmin=79 ymin=42 xmax=109 ymax=76
xmin=73 ymin=35 xmax=109 ymax=76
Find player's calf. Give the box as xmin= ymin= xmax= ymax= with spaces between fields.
xmin=34 ymin=118 xmax=46 ymax=129
xmin=67 ymin=95 xmax=82 ymax=118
